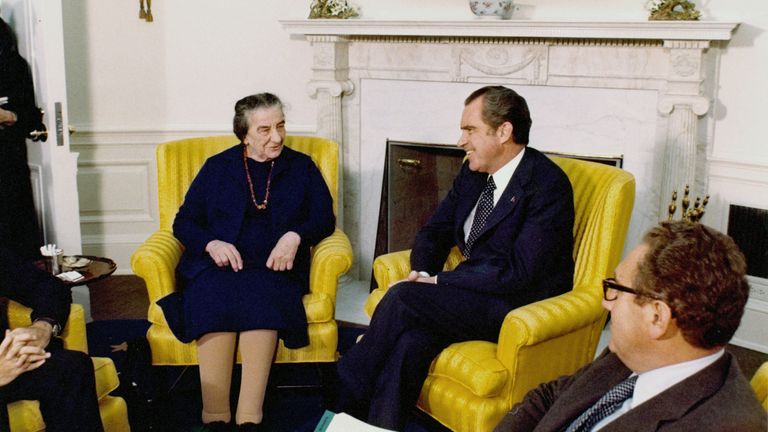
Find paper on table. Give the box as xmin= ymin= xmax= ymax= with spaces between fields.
xmin=314 ymin=410 xmax=396 ymax=432
xmin=57 ymin=271 xmax=84 ymax=282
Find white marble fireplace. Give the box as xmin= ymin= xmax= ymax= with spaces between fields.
xmin=281 ymin=19 xmax=739 ymax=281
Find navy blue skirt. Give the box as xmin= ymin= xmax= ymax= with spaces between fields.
xmin=160 ymin=265 xmax=309 ymax=349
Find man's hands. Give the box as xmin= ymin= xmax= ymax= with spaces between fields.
xmin=206 ymin=232 xmax=301 ymax=272
xmin=388 ymin=270 xmax=438 ymax=288
xmin=206 ymin=240 xmax=243 ymax=272
xmin=0 ymin=329 xmax=51 ymax=386
xmin=267 ymin=231 xmax=301 ymax=271
xmin=0 ymin=107 xmax=17 ymax=127
xmin=406 ymin=270 xmax=437 ymax=284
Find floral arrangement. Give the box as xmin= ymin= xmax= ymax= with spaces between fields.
xmin=308 ymin=0 xmax=360 ymax=19
xmin=645 ymin=0 xmax=701 ymax=21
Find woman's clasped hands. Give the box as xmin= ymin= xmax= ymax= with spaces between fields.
xmin=205 ymin=231 xmax=301 ymax=272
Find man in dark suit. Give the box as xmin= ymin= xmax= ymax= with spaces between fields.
xmin=336 ymin=86 xmax=575 ymax=429
xmin=494 ymin=221 xmax=767 ymax=432
xmin=0 ymin=247 xmax=104 ymax=431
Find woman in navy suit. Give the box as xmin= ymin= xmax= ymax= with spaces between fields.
xmin=170 ymin=93 xmax=335 ymax=431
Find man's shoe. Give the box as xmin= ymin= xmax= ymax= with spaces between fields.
xmin=196 ymin=421 xmax=231 ymax=432
xmin=236 ymin=422 xmax=263 ymax=431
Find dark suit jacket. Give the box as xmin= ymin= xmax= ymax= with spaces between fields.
xmin=173 ymin=145 xmax=335 ymax=288
xmin=411 ymin=146 xmax=574 ymax=304
xmin=0 ymin=247 xmax=70 ymax=334
xmin=494 ymin=350 xmax=768 ymax=432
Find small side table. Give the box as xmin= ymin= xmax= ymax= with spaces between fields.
xmin=35 ymin=255 xmax=117 ymax=322
xmin=59 ymin=255 xmax=117 ymax=287
xmin=35 ymin=255 xmax=117 ymax=287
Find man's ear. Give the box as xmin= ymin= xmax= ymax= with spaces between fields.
xmin=496 ymin=121 xmax=513 ymax=142
xmin=646 ymin=300 xmax=675 ymax=340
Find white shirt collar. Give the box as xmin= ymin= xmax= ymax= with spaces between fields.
xmin=488 ymin=147 xmax=525 ymax=205
xmin=631 ymin=349 xmax=725 ymax=408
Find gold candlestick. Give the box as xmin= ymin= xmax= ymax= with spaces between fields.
xmin=667 ymin=185 xmax=709 ymax=222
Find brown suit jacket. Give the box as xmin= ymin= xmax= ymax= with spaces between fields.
xmin=494 ymin=350 xmax=767 ymax=432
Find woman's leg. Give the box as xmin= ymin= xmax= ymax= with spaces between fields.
xmin=198 ymin=332 xmax=237 ymax=424
xmin=235 ymin=329 xmax=278 ymax=425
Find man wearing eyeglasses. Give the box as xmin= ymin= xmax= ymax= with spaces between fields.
xmin=494 ymin=221 xmax=766 ymax=432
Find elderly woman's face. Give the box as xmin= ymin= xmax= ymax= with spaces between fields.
xmin=244 ymin=106 xmax=286 ymax=162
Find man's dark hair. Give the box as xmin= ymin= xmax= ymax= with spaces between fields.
xmin=233 ymin=93 xmax=284 ymax=142
xmin=634 ymin=221 xmax=749 ymax=349
xmin=465 ymin=86 xmax=531 ymax=145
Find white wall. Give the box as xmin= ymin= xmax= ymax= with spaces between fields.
xmin=62 ymin=2 xmax=768 ymax=347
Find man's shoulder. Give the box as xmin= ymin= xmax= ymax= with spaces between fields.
xmin=519 ymin=147 xmax=572 ymax=193
xmin=524 ymin=147 xmax=567 ymax=174
xmin=706 ymin=354 xmax=767 ymax=428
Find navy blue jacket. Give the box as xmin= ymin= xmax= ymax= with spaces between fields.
xmin=173 ymin=145 xmax=335 ymax=290
xmin=411 ymin=147 xmax=574 ymax=305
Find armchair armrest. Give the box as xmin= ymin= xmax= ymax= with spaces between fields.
xmin=496 ymin=285 xmax=607 ymax=403
xmin=367 ymin=250 xmax=412 ymax=317
xmin=308 ymin=227 xmax=353 ymax=302
xmin=367 ymin=247 xmax=465 ymax=317
xmin=8 ymin=301 xmax=88 ymax=353
xmin=130 ymin=229 xmax=183 ymax=325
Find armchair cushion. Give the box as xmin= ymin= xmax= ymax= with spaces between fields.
xmin=431 ymin=341 xmax=507 ymax=398
xmin=303 ymin=292 xmax=334 ymax=323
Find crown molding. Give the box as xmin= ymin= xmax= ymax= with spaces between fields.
xmin=281 ymin=19 xmax=739 ymax=41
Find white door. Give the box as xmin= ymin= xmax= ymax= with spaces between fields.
xmin=1 ymin=0 xmax=82 ymax=255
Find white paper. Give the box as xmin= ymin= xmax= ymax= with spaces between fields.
xmin=318 ymin=412 xmax=395 ymax=432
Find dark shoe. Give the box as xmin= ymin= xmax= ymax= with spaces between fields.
xmin=236 ymin=422 xmax=263 ymax=432
xmin=196 ymin=421 xmax=231 ymax=432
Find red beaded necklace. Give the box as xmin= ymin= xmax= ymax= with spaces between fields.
xmin=242 ymin=144 xmax=274 ymax=210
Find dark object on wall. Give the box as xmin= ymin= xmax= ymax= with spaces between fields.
xmin=728 ymin=205 xmax=768 ymax=278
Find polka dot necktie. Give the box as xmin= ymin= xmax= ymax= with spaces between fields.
xmin=463 ymin=175 xmax=496 ymax=258
xmin=565 ymin=374 xmax=638 ymax=432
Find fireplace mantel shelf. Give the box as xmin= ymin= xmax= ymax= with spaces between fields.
xmin=281 ymin=19 xmax=738 ymax=41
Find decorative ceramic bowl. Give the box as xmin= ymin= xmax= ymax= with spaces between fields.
xmin=469 ymin=0 xmax=513 ymax=19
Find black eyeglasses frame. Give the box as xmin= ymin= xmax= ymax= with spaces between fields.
xmin=602 ymin=277 xmax=666 ymax=302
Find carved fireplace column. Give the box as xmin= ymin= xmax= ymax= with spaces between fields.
xmin=657 ymin=40 xmax=711 ymax=218
xmin=306 ymin=35 xmax=354 ymax=147
xmin=306 ymin=35 xmax=353 ymax=227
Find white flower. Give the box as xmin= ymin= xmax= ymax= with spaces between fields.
xmin=645 ymin=0 xmax=664 ymax=11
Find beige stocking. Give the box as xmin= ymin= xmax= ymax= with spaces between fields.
xmin=198 ymin=332 xmax=237 ymax=424
xmin=235 ymin=329 xmax=278 ymax=425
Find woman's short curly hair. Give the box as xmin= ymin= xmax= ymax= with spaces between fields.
xmin=634 ymin=221 xmax=749 ymax=349
xmin=233 ymin=93 xmax=283 ymax=142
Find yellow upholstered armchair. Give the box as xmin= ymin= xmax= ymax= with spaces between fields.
xmin=6 ymin=301 xmax=130 ymax=431
xmin=131 ymin=135 xmax=353 ymax=365
xmin=366 ymin=156 xmax=635 ymax=431
xmin=752 ymin=361 xmax=768 ymax=411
